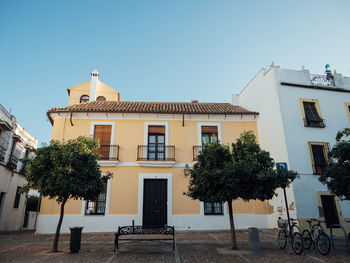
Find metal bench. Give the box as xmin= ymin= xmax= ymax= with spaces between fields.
xmin=114 ymin=220 xmax=175 ymax=251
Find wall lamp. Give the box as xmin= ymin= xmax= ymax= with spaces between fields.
xmin=184 ymin=163 xmax=191 ymax=176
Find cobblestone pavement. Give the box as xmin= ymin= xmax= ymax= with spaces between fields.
xmin=0 ymin=229 xmax=349 ymax=262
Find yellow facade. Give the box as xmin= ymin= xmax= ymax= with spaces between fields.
xmin=42 ymin=116 xmax=271 ymax=216
xmin=68 ymin=80 xmax=120 ymax=105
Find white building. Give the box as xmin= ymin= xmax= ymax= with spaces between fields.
xmin=0 ymin=104 xmax=38 ymax=232
xmin=230 ymin=64 xmax=350 ymax=233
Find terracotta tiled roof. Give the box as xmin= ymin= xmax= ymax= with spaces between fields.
xmin=48 ymin=101 xmax=258 ymax=115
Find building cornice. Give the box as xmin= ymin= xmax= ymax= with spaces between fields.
xmin=280 ymin=82 xmax=350 ymax=93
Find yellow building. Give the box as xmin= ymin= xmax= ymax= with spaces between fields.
xmin=37 ymin=70 xmax=277 ymax=234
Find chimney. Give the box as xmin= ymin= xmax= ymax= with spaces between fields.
xmin=90 ymin=69 xmax=100 ymax=101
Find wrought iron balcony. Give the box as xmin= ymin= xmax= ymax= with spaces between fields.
xmin=0 ymin=137 xmax=8 ymax=162
xmin=303 ymin=118 xmax=325 ymax=128
xmin=193 ymin=145 xmax=207 ymax=161
xmin=137 ymin=145 xmax=175 ymax=161
xmin=7 ymin=152 xmax=19 ymax=170
xmin=19 ymin=164 xmax=27 ymax=175
xmin=96 ymin=145 xmax=119 ymax=161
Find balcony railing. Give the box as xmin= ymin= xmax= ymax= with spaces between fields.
xmin=193 ymin=145 xmax=207 ymax=161
xmin=96 ymin=145 xmax=119 ymax=161
xmin=137 ymin=145 xmax=175 ymax=161
xmin=303 ymin=118 xmax=325 ymax=128
xmin=0 ymin=145 xmax=6 ymax=162
xmin=0 ymin=137 xmax=8 ymax=162
xmin=7 ymin=151 xmax=19 ymax=170
xmin=310 ymin=74 xmax=335 ymax=86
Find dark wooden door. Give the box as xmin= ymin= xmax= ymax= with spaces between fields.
xmin=143 ymin=179 xmax=167 ymax=228
xmin=321 ymin=195 xmax=339 ymax=228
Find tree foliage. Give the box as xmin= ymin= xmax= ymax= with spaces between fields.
xmin=319 ymin=128 xmax=350 ymax=200
xmin=185 ymin=131 xmax=298 ymax=249
xmin=23 ymin=136 xmax=111 ymax=252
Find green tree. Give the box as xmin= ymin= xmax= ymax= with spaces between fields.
xmin=319 ymin=128 xmax=350 ymax=200
xmin=23 ymin=136 xmax=111 ymax=252
xmin=185 ymin=131 xmax=297 ymax=250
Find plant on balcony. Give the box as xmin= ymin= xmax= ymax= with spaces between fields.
xmin=319 ymin=128 xmax=350 ymax=200
xmin=22 ymin=136 xmax=112 ymax=252
xmin=185 ymin=131 xmax=297 ymax=250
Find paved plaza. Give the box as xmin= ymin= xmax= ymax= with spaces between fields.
xmin=0 ymin=229 xmax=349 ymax=263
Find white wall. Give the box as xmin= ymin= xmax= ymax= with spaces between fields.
xmin=0 ymin=166 xmax=27 ymax=231
xmin=234 ymin=67 xmax=298 ymax=227
xmin=36 ymin=213 xmax=275 ymax=234
xmin=276 ymin=70 xmax=350 ymax=218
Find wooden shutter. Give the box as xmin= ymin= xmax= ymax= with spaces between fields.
xmin=201 ymin=126 xmax=218 ymax=135
xmin=148 ymin=125 xmax=165 ymax=135
xmin=303 ymin=102 xmax=322 ymax=122
xmin=311 ymin=144 xmax=326 ymax=166
xmin=94 ymin=125 xmax=112 ymax=145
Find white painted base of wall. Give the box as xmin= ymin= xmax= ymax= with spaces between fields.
xmin=36 ymin=213 xmax=276 ymax=234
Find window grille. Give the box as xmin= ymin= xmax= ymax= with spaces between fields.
xmin=310 ymin=143 xmax=328 ymax=174
xmin=204 ymin=202 xmax=223 ymax=215
xmin=13 ymin=186 xmax=21 ymax=208
xmin=85 ymin=181 xmax=107 ymax=215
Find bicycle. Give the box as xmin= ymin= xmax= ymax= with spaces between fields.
xmin=302 ymin=219 xmax=331 ymax=255
xmin=277 ymin=217 xmax=304 ymax=255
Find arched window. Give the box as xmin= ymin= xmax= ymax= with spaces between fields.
xmin=80 ymin=95 xmax=89 ymax=103
xmin=97 ymin=96 xmax=106 ymax=101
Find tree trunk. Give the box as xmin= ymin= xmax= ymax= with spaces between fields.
xmin=52 ymin=198 xmax=67 ymax=252
xmin=227 ymin=200 xmax=237 ymax=250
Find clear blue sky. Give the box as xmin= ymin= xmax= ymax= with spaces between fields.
xmin=1 ymin=0 xmax=349 ymax=145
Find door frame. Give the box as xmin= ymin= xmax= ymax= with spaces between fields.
xmin=138 ymin=173 xmax=172 ymax=226
xmin=316 ymin=191 xmax=343 ymax=228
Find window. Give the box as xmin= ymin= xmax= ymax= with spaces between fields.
xmin=80 ymin=95 xmax=89 ymax=103
xmin=0 ymin=192 xmax=5 ymax=210
xmin=345 ymin=102 xmax=350 ymax=122
xmin=148 ymin=126 xmax=165 ymax=160
xmin=13 ymin=186 xmax=21 ymax=208
xmin=94 ymin=125 xmax=112 ymax=160
xmin=96 ymin=96 xmax=106 ymax=101
xmin=308 ymin=142 xmax=328 ymax=174
xmin=201 ymin=126 xmax=218 ymax=144
xmin=204 ymin=202 xmax=223 ymax=215
xmin=0 ymin=130 xmax=6 ymax=162
xmin=85 ymin=181 xmax=107 ymax=215
xmin=301 ymin=101 xmax=324 ymax=127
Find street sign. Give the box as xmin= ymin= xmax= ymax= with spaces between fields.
xmin=276 ymin=162 xmax=288 ymax=171
xmin=276 ymin=162 xmax=291 ymax=230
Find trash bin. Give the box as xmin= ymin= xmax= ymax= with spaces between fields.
xmin=70 ymin=226 xmax=83 ymax=253
xmin=248 ymin=227 xmax=260 ymax=250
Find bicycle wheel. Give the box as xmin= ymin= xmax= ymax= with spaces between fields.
xmin=302 ymin=229 xmax=312 ymax=250
xmin=316 ymin=232 xmax=331 ymax=256
xmin=278 ymin=229 xmax=287 ymax=249
xmin=291 ymin=232 xmax=304 ymax=255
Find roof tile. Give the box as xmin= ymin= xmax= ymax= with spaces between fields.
xmin=48 ymin=101 xmax=258 ymax=115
